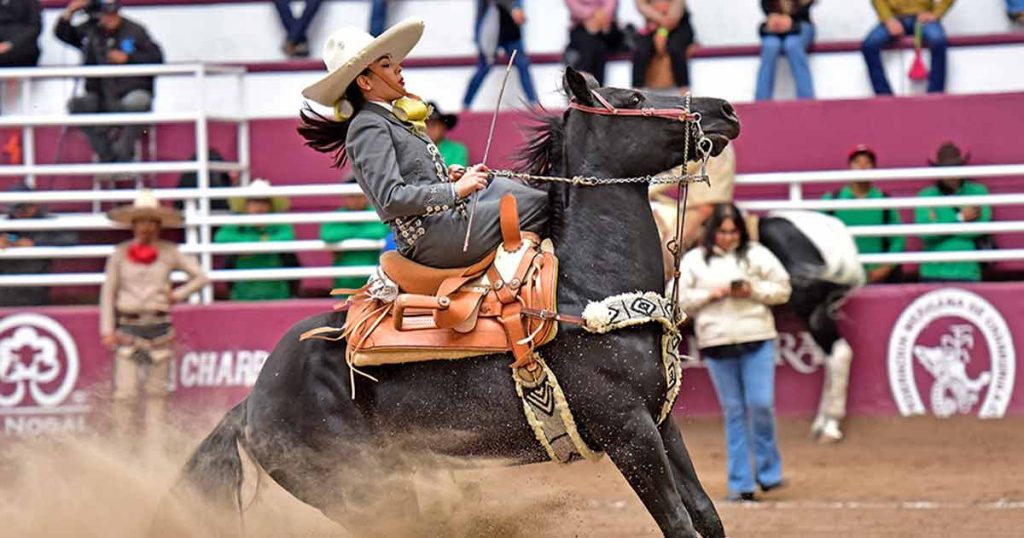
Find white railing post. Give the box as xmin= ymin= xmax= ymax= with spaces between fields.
xmin=195 ymin=64 xmax=214 ymax=304
xmin=788 ymin=180 xmax=802 ymax=202
xmin=20 ymin=78 xmax=34 ymax=189
xmin=237 ymin=71 xmax=251 ymax=186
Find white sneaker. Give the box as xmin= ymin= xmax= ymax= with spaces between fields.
xmin=818 ymin=418 xmax=844 ymax=443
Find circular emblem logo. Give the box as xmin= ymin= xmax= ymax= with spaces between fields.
xmin=888 ymin=288 xmax=1015 ymax=418
xmin=0 ymin=313 xmax=80 ymax=409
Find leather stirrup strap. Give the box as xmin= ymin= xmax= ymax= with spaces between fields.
xmin=499 ymin=194 xmax=522 ymax=251
xmin=500 ymin=302 xmax=534 ymax=368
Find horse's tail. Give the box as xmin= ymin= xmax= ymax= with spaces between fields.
xmin=177 ymin=400 xmax=248 ymax=514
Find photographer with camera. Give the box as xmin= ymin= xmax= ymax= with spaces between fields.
xmin=55 ymin=0 xmax=163 ymax=163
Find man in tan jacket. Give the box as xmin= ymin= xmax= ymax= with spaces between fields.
xmin=100 ymin=191 xmax=207 ymax=440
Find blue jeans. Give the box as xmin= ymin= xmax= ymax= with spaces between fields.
xmin=756 ymin=23 xmax=815 ymax=100
xmin=862 ymin=15 xmax=947 ymax=95
xmin=704 ymin=339 xmax=783 ymax=495
xmin=462 ymin=40 xmax=539 ymax=107
xmin=369 ymin=0 xmax=388 ymax=37
xmin=272 ymin=0 xmax=325 ymax=45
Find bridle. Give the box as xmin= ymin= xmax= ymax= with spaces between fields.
xmin=568 ymin=88 xmax=700 ymax=123
xmin=492 ymin=89 xmax=716 ymax=325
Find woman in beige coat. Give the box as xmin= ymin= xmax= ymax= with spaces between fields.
xmin=679 ymin=203 xmax=791 ymax=502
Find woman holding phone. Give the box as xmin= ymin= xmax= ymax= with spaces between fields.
xmin=679 ymin=203 xmax=792 ymax=502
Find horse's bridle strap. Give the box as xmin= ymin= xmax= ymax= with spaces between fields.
xmin=568 ymin=90 xmax=697 ymax=122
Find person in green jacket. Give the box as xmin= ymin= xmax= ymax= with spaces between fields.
xmin=915 ymin=142 xmax=992 ymax=282
xmin=214 ymin=179 xmax=296 ymax=301
xmin=425 ymin=101 xmax=469 ymax=168
xmin=319 ymin=193 xmax=391 ymax=290
xmin=823 ymin=144 xmax=905 ymax=283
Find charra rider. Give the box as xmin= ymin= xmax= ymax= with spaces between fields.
xmin=298 ymin=17 xmax=549 ymax=268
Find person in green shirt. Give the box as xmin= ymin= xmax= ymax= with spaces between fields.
xmin=319 ymin=193 xmax=391 ymax=290
xmin=915 ymin=142 xmax=992 ymax=282
xmin=823 ymin=144 xmax=905 ymax=283
xmin=214 ymin=179 xmax=296 ymax=301
xmin=425 ymin=101 xmax=469 ymax=168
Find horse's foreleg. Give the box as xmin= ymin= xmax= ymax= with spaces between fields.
xmin=659 ymin=418 xmax=726 ymax=538
xmin=600 ymin=413 xmax=698 ymax=538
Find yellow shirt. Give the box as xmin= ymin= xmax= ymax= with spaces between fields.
xmin=871 ymin=0 xmax=955 ymax=21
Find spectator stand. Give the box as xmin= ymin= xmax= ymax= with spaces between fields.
xmin=0 ymin=63 xmax=250 ymax=302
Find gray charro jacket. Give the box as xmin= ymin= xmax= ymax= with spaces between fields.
xmin=346 ymin=103 xmax=548 ymax=268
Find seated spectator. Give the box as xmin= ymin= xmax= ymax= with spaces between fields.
xmin=0 ymin=0 xmax=41 ymax=67
xmin=214 ymin=179 xmax=296 ymax=301
xmin=426 ymin=102 xmax=469 ymax=168
xmin=862 ymin=0 xmax=954 ymax=95
xmin=679 ymin=203 xmax=791 ymax=502
xmin=1009 ymin=0 xmax=1024 ymax=24
xmin=56 ymin=0 xmax=163 ymax=163
xmin=756 ymin=0 xmax=816 ymax=101
xmin=174 ymin=148 xmax=237 ymax=212
xmin=915 ymin=142 xmax=992 ymax=282
xmin=319 ymin=193 xmax=390 ymax=291
xmin=0 ymin=183 xmax=77 ymax=307
xmin=564 ymin=0 xmax=621 ymax=85
xmin=370 ymin=0 xmax=389 ymax=37
xmin=272 ymin=0 xmax=323 ymax=58
xmin=823 ymin=144 xmax=905 ymax=283
xmin=632 ymin=0 xmax=695 ymax=93
xmin=463 ymin=0 xmax=539 ymax=109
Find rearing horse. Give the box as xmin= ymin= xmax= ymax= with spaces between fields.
xmin=172 ymin=68 xmax=741 ymax=538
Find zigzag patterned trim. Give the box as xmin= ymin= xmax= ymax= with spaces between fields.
xmin=582 ymin=292 xmax=685 ymax=425
xmin=513 ymin=356 xmax=601 ymax=464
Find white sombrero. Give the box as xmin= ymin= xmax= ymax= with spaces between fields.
xmin=107 ymin=190 xmax=182 ymax=227
xmin=302 ymin=17 xmax=425 ymax=107
xmin=228 ymin=178 xmax=291 ymax=213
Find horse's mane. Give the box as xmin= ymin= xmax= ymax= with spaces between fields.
xmin=514 ymin=113 xmax=565 ymax=176
xmin=513 ymin=112 xmax=568 ymax=242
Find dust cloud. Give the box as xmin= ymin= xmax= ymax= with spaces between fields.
xmin=0 ymin=414 xmax=567 ymax=538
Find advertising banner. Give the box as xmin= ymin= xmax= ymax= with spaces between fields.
xmin=2 ymin=284 xmax=1020 ymax=436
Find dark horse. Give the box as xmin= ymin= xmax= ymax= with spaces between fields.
xmin=175 ymin=69 xmax=741 ymax=537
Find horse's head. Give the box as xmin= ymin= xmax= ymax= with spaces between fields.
xmin=561 ymin=68 xmax=740 ymax=177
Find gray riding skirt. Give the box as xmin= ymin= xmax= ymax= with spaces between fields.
xmin=398 ymin=177 xmax=549 ymax=268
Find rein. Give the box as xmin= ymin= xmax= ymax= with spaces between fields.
xmin=495 ymin=90 xmax=714 ymax=325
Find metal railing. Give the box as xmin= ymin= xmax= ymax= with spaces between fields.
xmin=2 ymin=156 xmax=1023 ymax=299
xmin=0 ymin=63 xmax=250 ymax=302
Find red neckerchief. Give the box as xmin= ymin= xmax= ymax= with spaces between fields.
xmin=127 ymin=242 xmax=158 ymax=265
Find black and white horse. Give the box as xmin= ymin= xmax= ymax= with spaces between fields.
xmin=756 ymin=209 xmax=863 ymax=441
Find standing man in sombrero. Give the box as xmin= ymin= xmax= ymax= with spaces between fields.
xmin=298 ymin=17 xmax=548 ymax=269
xmin=100 ymin=191 xmax=207 ymax=442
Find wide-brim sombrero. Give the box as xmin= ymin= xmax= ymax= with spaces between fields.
xmin=228 ymin=178 xmax=291 ymax=213
xmin=108 ymin=191 xmax=182 ymax=227
xmin=302 ymin=17 xmax=425 ymax=107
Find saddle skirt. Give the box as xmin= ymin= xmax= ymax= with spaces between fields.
xmin=302 ymin=195 xmax=559 ymax=369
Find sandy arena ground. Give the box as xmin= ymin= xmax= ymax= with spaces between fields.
xmin=2 ymin=415 xmax=1022 ymax=537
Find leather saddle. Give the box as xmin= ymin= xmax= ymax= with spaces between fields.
xmin=307 ymin=194 xmax=559 ymax=369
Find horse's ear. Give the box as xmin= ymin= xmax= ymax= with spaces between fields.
xmin=563 ymin=67 xmax=595 ymax=106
